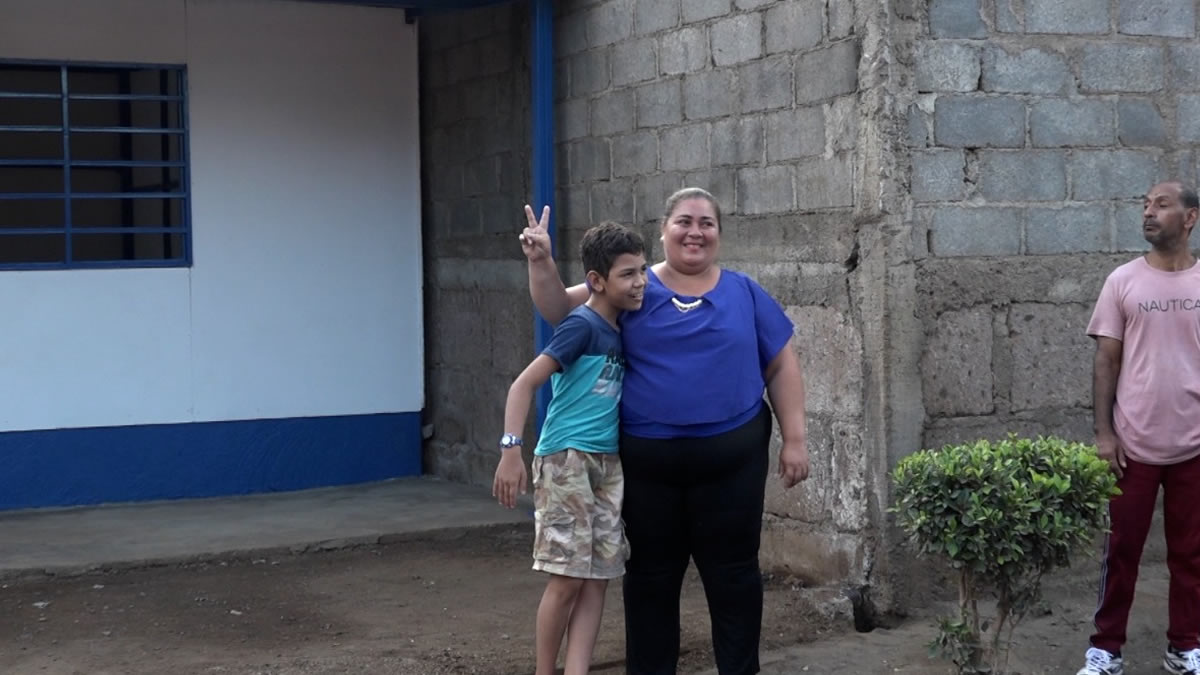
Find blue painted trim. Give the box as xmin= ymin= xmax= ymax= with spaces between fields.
xmin=531 ymin=0 xmax=556 ymax=430
xmin=0 ymin=413 xmax=421 ymax=511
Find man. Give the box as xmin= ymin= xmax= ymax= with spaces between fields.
xmin=1078 ymin=181 xmax=1200 ymax=675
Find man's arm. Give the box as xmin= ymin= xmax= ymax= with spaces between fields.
xmin=765 ymin=340 xmax=809 ymax=489
xmin=493 ymin=354 xmax=560 ymax=508
xmin=1093 ymin=336 xmax=1125 ymax=478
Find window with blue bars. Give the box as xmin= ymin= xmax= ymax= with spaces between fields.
xmin=0 ymin=61 xmax=190 ymax=269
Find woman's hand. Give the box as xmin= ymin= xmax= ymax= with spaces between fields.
xmin=520 ymin=205 xmax=552 ymax=262
xmin=779 ymin=439 xmax=810 ymax=489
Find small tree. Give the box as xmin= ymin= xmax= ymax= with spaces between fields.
xmin=890 ymin=435 xmax=1119 ymax=674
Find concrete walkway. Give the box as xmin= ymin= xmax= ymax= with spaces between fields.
xmin=0 ymin=477 xmax=531 ymax=579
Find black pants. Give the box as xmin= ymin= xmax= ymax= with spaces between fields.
xmin=620 ymin=405 xmax=772 ymax=675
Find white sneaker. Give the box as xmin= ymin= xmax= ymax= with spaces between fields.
xmin=1164 ymin=645 xmax=1200 ymax=674
xmin=1076 ymin=647 xmax=1124 ymax=675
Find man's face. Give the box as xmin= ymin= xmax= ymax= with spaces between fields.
xmin=1142 ymin=183 xmax=1196 ymax=248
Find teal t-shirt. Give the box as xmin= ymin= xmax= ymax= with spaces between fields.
xmin=534 ymin=304 xmax=624 ymax=456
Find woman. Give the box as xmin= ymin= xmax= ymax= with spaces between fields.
xmin=521 ymin=187 xmax=810 ymax=675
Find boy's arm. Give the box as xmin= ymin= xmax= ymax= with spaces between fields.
xmin=493 ymin=354 xmax=561 ymax=508
xmin=521 ymin=206 xmax=589 ymax=324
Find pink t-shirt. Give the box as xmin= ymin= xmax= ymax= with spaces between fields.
xmin=1087 ymin=257 xmax=1200 ymax=465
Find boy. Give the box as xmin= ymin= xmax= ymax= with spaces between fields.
xmin=493 ymin=218 xmax=646 ymax=675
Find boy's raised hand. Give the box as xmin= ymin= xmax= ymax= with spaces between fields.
xmin=492 ymin=449 xmax=528 ymax=509
xmin=520 ymin=205 xmax=552 ymax=262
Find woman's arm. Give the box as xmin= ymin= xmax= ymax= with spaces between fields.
xmin=521 ymin=205 xmax=588 ymax=324
xmin=764 ymin=340 xmax=809 ymax=489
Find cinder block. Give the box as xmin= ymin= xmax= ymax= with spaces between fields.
xmin=612 ymin=37 xmax=658 ymax=87
xmin=711 ymin=13 xmax=763 ymax=66
xmin=1170 ymin=45 xmax=1200 ymax=89
xmin=585 ymin=0 xmax=634 ymax=47
xmin=1113 ymin=201 xmax=1151 ymax=252
xmin=1025 ymin=205 xmax=1110 ymax=254
xmin=911 ymin=149 xmax=966 ymax=202
xmin=591 ymin=89 xmax=637 ymax=136
xmin=635 ymin=0 xmax=679 ymax=35
xmin=934 ymin=96 xmax=1025 ymax=148
xmin=683 ymin=0 xmax=732 ymax=23
xmin=612 ymin=130 xmax=659 ymax=177
xmin=636 ymin=79 xmax=683 ymax=127
xmin=929 ymin=0 xmax=987 ymax=38
xmin=659 ymin=26 xmax=708 ymax=75
xmin=996 ymin=0 xmax=1022 ymax=32
xmin=1119 ymin=0 xmax=1196 ymax=38
xmin=788 ymin=306 xmax=865 ymax=417
xmin=463 ymin=155 xmax=500 ymax=196
xmin=1080 ymin=44 xmax=1165 ymax=93
xmin=795 ymin=40 xmax=860 ymax=104
xmin=1070 ymin=150 xmax=1162 ymax=200
xmin=712 ymin=116 xmax=764 ymax=166
xmin=1008 ymin=304 xmax=1093 ymax=410
xmin=1118 ymin=99 xmax=1168 ymax=146
xmin=557 ymin=97 xmax=589 ymax=140
xmin=829 ymin=0 xmax=854 ymax=38
xmin=558 ymin=10 xmax=589 ymax=56
xmin=765 ymin=0 xmax=824 ymax=54
xmin=568 ymin=137 xmax=612 ymax=183
xmin=683 ymin=69 xmax=737 ymax=120
xmin=908 ymin=105 xmax=929 ymax=147
xmin=660 ymin=123 xmax=710 ymax=171
xmin=737 ymin=166 xmax=795 ymax=214
xmin=1026 ymin=0 xmax=1110 ymax=34
xmin=1030 ymin=99 xmax=1114 ymax=147
xmin=765 ymin=106 xmax=825 ymax=161
xmin=796 ymin=156 xmax=855 ymax=210
xmin=977 ymin=150 xmax=1067 ymax=201
xmin=636 ymin=172 xmax=685 ymax=224
xmin=740 ymin=56 xmax=795 ymax=113
xmin=570 ymin=48 xmax=610 ymax=97
xmin=591 ymin=179 xmax=636 ymax=224
xmin=1179 ymin=95 xmax=1200 ymax=143
xmin=982 ymin=46 xmax=1071 ymax=94
xmin=916 ymin=41 xmax=981 ymax=93
xmin=921 ymin=308 xmax=994 ymax=416
xmin=929 ymin=206 xmax=1023 ymax=256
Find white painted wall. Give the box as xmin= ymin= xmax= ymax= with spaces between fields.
xmin=0 ymin=0 xmax=423 ymax=431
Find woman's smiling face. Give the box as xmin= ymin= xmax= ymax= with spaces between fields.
xmin=661 ymin=196 xmax=720 ymax=274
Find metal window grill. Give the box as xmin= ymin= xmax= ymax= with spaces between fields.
xmin=0 ymin=61 xmax=191 ymax=269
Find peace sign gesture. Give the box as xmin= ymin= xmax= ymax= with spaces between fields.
xmin=519 ymin=205 xmax=552 ymax=262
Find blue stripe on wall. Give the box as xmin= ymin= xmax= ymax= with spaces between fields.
xmin=0 ymin=412 xmax=421 ymax=511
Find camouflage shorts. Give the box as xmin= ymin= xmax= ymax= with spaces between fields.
xmin=531 ymin=449 xmax=629 ymax=579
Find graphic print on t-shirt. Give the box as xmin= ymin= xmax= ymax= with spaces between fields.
xmin=591 ymin=348 xmax=625 ymax=398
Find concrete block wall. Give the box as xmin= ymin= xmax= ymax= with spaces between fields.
xmin=553 ymin=0 xmax=873 ymax=586
xmin=908 ymin=0 xmax=1200 ymax=453
xmin=419 ymin=3 xmax=536 ymax=485
xmin=417 ymin=0 xmax=1200 ymax=612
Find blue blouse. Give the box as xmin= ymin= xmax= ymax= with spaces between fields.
xmin=618 ymin=267 xmax=794 ymax=439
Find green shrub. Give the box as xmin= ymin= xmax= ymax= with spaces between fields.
xmin=890 ymin=435 xmax=1119 ymax=673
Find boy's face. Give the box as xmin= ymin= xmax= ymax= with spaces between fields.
xmin=599 ymin=252 xmax=647 ymax=311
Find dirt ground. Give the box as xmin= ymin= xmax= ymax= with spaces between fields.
xmin=0 ymin=523 xmax=1182 ymax=675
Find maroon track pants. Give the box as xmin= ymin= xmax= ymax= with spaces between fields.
xmin=1091 ymin=454 xmax=1200 ymax=653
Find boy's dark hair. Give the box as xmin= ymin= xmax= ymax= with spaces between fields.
xmin=580 ymin=221 xmax=645 ymax=279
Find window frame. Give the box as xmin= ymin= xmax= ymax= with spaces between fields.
xmin=0 ymin=58 xmax=192 ymax=271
